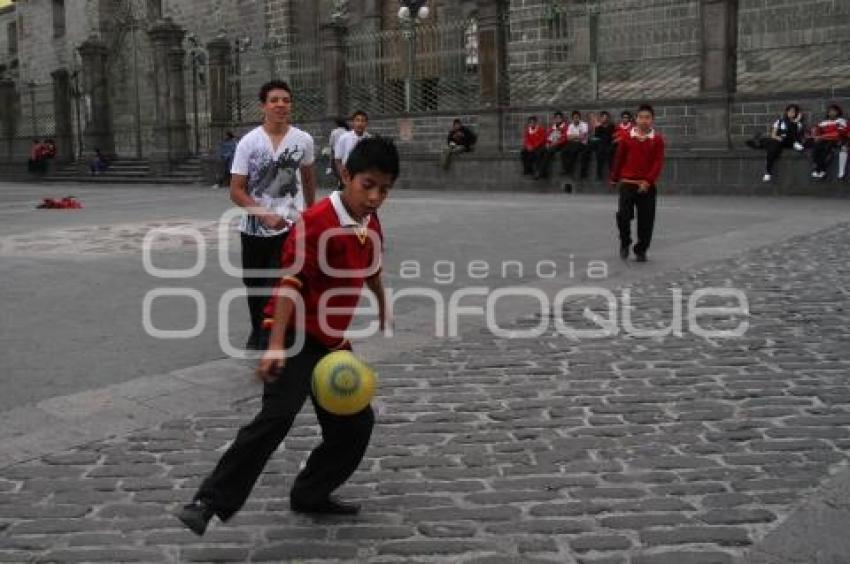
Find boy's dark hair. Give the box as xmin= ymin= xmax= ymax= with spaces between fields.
xmin=351 ymin=109 xmax=369 ymax=121
xmin=785 ymin=103 xmax=800 ymax=115
xmin=334 ymin=117 xmax=349 ymax=129
xmin=571 ymin=111 xmax=581 ymax=118
xmin=554 ymin=111 xmax=564 ymax=118
xmin=621 ymin=110 xmax=633 ymax=119
xmin=528 ymin=116 xmax=538 ymax=122
xmin=600 ymin=110 xmax=610 ymax=118
xmin=827 ymin=104 xmax=843 ymax=117
xmin=258 ymin=80 xmax=292 ymax=103
xmin=345 ymin=136 xmax=400 ymax=181
xmin=453 ymin=118 xmax=462 ymax=125
xmin=225 ymin=131 xmax=235 ymax=139
xmin=637 ymin=104 xmax=655 ymax=117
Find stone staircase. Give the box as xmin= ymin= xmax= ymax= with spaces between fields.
xmin=45 ymin=156 xmax=203 ymax=185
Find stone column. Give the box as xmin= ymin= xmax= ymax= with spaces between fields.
xmin=695 ymin=0 xmax=738 ymax=148
xmin=476 ymin=0 xmax=508 ymax=152
xmin=78 ymin=36 xmax=114 ymax=156
xmin=320 ymin=20 xmax=346 ymax=119
xmin=207 ymin=35 xmax=232 ymax=145
xmin=51 ymin=68 xmax=74 ymax=161
xmin=148 ymin=18 xmax=188 ymax=171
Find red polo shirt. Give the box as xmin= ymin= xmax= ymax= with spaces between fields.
xmin=264 ymin=193 xmax=383 ymax=348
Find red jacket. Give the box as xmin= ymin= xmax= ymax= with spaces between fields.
xmin=614 ymin=122 xmax=633 ymax=144
xmin=814 ymin=118 xmax=847 ymax=142
xmin=610 ymin=128 xmax=666 ymax=186
xmin=523 ymin=125 xmax=546 ymax=151
xmin=545 ymin=122 xmax=568 ymax=148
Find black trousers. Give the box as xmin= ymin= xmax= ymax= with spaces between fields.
xmin=537 ymin=145 xmax=568 ymax=178
xmin=616 ymin=183 xmax=657 ymax=255
xmin=812 ymin=140 xmax=839 ymax=173
xmin=240 ymin=231 xmax=287 ymax=339
xmin=588 ymin=140 xmax=612 ymax=179
xmin=195 ymin=336 xmax=375 ymax=520
xmin=563 ymin=141 xmax=589 ymax=177
xmin=763 ymin=138 xmax=789 ymax=175
xmin=521 ymin=147 xmax=543 ymax=175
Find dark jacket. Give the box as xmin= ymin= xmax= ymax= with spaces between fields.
xmin=448 ymin=126 xmax=477 ymax=150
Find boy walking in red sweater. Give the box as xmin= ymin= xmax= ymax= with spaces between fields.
xmin=610 ymin=105 xmax=665 ymax=262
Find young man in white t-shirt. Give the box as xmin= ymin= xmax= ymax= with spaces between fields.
xmin=563 ymin=110 xmax=590 ymax=178
xmin=228 ymin=80 xmax=316 ymax=349
xmin=333 ymin=110 xmax=370 ymax=180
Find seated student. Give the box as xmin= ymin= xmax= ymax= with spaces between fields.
xmin=441 ymin=118 xmax=477 ymax=170
xmin=536 ymin=111 xmax=569 ymax=179
xmin=563 ymin=111 xmax=590 ymax=177
xmin=89 ymin=149 xmax=109 ymax=175
xmin=810 ymin=104 xmax=846 ymax=179
xmin=521 ymin=116 xmax=546 ymax=175
xmin=587 ymin=111 xmax=615 ymax=180
xmin=27 ymin=139 xmax=44 ymax=174
xmin=745 ymin=103 xmax=805 ymax=182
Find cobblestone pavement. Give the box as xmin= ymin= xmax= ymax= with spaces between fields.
xmin=1 ymin=221 xmax=850 ymax=563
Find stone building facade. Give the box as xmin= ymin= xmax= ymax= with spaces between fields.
xmin=0 ymin=0 xmax=848 ymax=173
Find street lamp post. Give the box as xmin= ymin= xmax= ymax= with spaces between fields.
xmin=398 ymin=1 xmax=429 ymax=113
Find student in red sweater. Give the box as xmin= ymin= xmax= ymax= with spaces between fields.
xmin=536 ymin=111 xmax=569 ymax=179
xmin=610 ymin=105 xmax=665 ymax=262
xmin=521 ymin=116 xmax=546 ymax=175
xmin=810 ymin=104 xmax=846 ymax=179
xmin=177 ymin=137 xmax=399 ymax=536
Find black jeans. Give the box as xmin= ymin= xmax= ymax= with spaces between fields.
xmin=195 ymin=335 xmax=375 ymax=520
xmin=521 ymin=147 xmax=543 ymax=175
xmin=812 ymin=140 xmax=839 ymax=174
xmin=240 ymin=231 xmax=288 ymax=339
xmin=616 ymin=183 xmax=657 ymax=255
xmin=563 ymin=142 xmax=588 ymax=177
xmin=763 ymin=138 xmax=791 ymax=175
xmin=588 ymin=140 xmax=612 ymax=179
xmin=537 ymin=145 xmax=568 ymax=178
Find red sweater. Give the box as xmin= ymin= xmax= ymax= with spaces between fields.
xmin=264 ymin=197 xmax=383 ymax=349
xmin=815 ymin=118 xmax=847 ymax=142
xmin=610 ymin=128 xmax=666 ymax=185
xmin=614 ymin=122 xmax=633 ymax=144
xmin=523 ymin=126 xmax=546 ymax=151
xmin=546 ymin=122 xmax=568 ymax=148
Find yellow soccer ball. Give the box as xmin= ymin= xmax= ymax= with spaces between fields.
xmin=311 ymin=351 xmax=377 ymax=415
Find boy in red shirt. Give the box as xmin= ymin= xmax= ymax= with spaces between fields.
xmin=521 ymin=116 xmax=546 ymax=175
xmin=536 ymin=111 xmax=569 ymax=179
xmin=610 ymin=105 xmax=665 ymax=262
xmin=178 ymin=137 xmax=399 ymax=536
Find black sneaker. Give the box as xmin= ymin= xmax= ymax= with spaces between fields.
xmin=290 ymin=495 xmax=361 ymax=515
xmin=176 ymin=500 xmax=215 ymax=536
xmin=619 ymin=246 xmax=629 ymax=260
xmin=634 ymin=253 xmax=648 ymax=263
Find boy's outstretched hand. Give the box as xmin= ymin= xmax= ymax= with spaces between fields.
xmin=256 ymin=349 xmax=286 ymax=383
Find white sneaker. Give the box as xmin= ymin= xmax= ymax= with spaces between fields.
xmin=811 ymin=171 xmax=820 ymax=178
xmin=762 ymin=174 xmax=772 ymax=182
xmin=793 ymin=142 xmax=804 ymax=151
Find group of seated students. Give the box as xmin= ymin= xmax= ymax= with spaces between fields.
xmin=521 ymin=110 xmax=635 ymax=181
xmin=27 ymin=138 xmax=57 ymax=174
xmin=746 ymin=103 xmax=849 ymax=182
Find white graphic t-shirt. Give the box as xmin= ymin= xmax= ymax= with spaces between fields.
xmin=231 ymin=125 xmax=315 ymax=237
xmin=334 ymin=130 xmax=371 ymax=166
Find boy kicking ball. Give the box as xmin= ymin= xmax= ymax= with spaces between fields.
xmin=177 ymin=136 xmax=399 ymax=536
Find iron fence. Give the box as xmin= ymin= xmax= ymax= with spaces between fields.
xmin=345 ymin=17 xmax=480 ymax=115
xmin=509 ymin=0 xmax=701 ymax=105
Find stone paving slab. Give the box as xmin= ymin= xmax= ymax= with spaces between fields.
xmin=1 ymin=222 xmax=850 ymax=562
